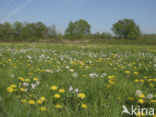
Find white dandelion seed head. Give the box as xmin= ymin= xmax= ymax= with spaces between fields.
xmin=146 ymin=94 xmax=154 ymax=99
xmin=135 ymin=89 xmax=142 ymax=97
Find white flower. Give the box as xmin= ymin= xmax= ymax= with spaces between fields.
xmin=31 ymin=83 xmax=37 ymax=89
xmin=23 ymin=82 xmax=29 ymax=87
xmin=72 ymin=72 xmax=78 ymax=78
xmin=146 ymin=94 xmax=154 ymax=99
xmin=10 ymin=74 xmax=15 ymax=78
xmin=100 ymin=72 xmax=107 ymax=78
xmin=36 ymin=81 xmax=40 ymax=85
xmin=74 ymin=88 xmax=79 ymax=93
xmin=66 ymin=66 xmax=69 ymax=69
xmin=69 ymin=86 xmax=73 ymax=92
xmin=135 ymin=89 xmax=142 ymax=97
xmin=69 ymin=69 xmax=74 ymax=72
xmin=89 ymin=73 xmax=98 ymax=78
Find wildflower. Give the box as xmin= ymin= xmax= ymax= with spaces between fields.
xmin=7 ymin=87 xmax=13 ymax=93
xmin=20 ymin=88 xmax=25 ymax=92
xmin=25 ymin=79 xmax=30 ymax=82
xmin=81 ymin=104 xmax=88 ymax=109
xmin=10 ymin=84 xmax=17 ymax=88
xmin=150 ymin=100 xmax=156 ymax=103
xmin=139 ymin=94 xmax=145 ymax=98
xmin=21 ymin=99 xmax=27 ymax=103
xmin=36 ymin=81 xmax=40 ymax=85
xmin=55 ymin=104 xmax=63 ymax=109
xmin=33 ymin=78 xmax=38 ymax=81
xmin=37 ymin=100 xmax=42 ymax=104
xmin=18 ymin=77 xmax=24 ymax=81
xmin=125 ymin=71 xmax=130 ymax=74
xmin=23 ymin=82 xmax=29 ymax=87
xmin=146 ymin=94 xmax=154 ymax=99
xmin=69 ymin=69 xmax=74 ymax=72
xmin=54 ymin=94 xmax=60 ymax=98
xmin=77 ymin=93 xmax=86 ymax=99
xmin=134 ymin=79 xmax=139 ymax=83
xmin=108 ymin=80 xmax=115 ymax=85
xmin=69 ymin=86 xmax=73 ymax=92
xmin=150 ymin=83 xmax=154 ymax=87
xmin=28 ymin=100 xmax=35 ymax=104
xmin=134 ymin=72 xmax=138 ymax=75
xmin=140 ymin=79 xmax=144 ymax=83
xmin=128 ymin=97 xmax=134 ymax=101
xmin=138 ymin=99 xmax=145 ymax=104
xmin=59 ymin=89 xmax=65 ymax=93
xmin=40 ymin=97 xmax=45 ymax=101
xmin=31 ymin=83 xmax=37 ymax=89
xmin=108 ymin=75 xmax=115 ymax=79
xmin=89 ymin=73 xmax=98 ymax=78
xmin=74 ymin=88 xmax=79 ymax=93
xmin=136 ymin=90 xmax=142 ymax=97
xmin=50 ymin=85 xmax=58 ymax=90
xmin=72 ymin=72 xmax=78 ymax=78
xmin=40 ymin=107 xmax=47 ymax=111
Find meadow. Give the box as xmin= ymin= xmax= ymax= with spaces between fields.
xmin=0 ymin=43 xmax=156 ymax=117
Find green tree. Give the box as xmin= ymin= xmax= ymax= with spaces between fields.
xmin=0 ymin=22 xmax=14 ymax=41
xmin=47 ymin=24 xmax=57 ymax=37
xmin=111 ymin=19 xmax=141 ymax=40
xmin=65 ymin=19 xmax=91 ymax=39
xmin=22 ymin=22 xmax=48 ymax=40
xmin=12 ymin=22 xmax=23 ymax=40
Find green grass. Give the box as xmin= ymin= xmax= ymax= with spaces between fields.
xmin=0 ymin=43 xmax=156 ymax=117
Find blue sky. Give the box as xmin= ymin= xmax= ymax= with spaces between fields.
xmin=0 ymin=0 xmax=156 ymax=34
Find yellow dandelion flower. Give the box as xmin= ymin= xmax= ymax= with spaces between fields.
xmin=77 ymin=93 xmax=86 ymax=99
xmin=54 ymin=94 xmax=60 ymax=98
xmin=28 ymin=100 xmax=35 ymax=104
xmin=25 ymin=79 xmax=30 ymax=82
xmin=59 ymin=89 xmax=65 ymax=93
xmin=21 ymin=99 xmax=27 ymax=103
xmin=7 ymin=87 xmax=13 ymax=93
xmin=55 ymin=104 xmax=62 ymax=109
xmin=125 ymin=71 xmax=130 ymax=74
xmin=10 ymin=84 xmax=17 ymax=88
xmin=50 ymin=85 xmax=58 ymax=90
xmin=33 ymin=78 xmax=38 ymax=81
xmin=81 ymin=104 xmax=88 ymax=109
xmin=20 ymin=88 xmax=25 ymax=92
xmin=40 ymin=97 xmax=45 ymax=101
xmin=18 ymin=77 xmax=24 ymax=81
xmin=150 ymin=100 xmax=156 ymax=103
xmin=134 ymin=72 xmax=138 ymax=75
xmin=40 ymin=107 xmax=47 ymax=111
xmin=37 ymin=100 xmax=42 ymax=104
xmin=108 ymin=75 xmax=115 ymax=79
xmin=134 ymin=79 xmax=139 ymax=83
xmin=139 ymin=94 xmax=145 ymax=98
xmin=138 ymin=99 xmax=145 ymax=104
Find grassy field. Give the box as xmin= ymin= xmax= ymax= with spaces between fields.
xmin=0 ymin=43 xmax=156 ymax=117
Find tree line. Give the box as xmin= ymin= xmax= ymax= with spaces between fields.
xmin=0 ymin=18 xmax=155 ymax=42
